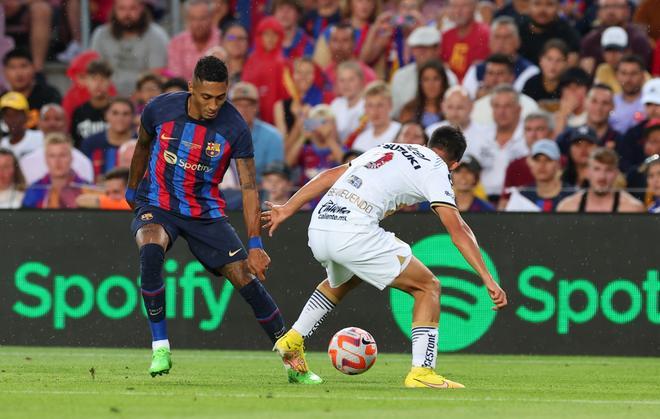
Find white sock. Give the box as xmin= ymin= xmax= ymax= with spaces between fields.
xmin=292 ymin=289 xmax=336 ymax=338
xmin=411 ymin=324 xmax=438 ymax=369
xmin=152 ymin=339 xmax=170 ymax=351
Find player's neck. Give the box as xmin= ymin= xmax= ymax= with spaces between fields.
xmin=186 ymin=96 xmax=203 ymax=120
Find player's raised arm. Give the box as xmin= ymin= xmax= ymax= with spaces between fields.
xmin=125 ymin=124 xmax=154 ymax=209
xmin=261 ymin=164 xmax=348 ymax=236
xmin=434 ymin=205 xmax=507 ymax=310
xmin=236 ymin=157 xmax=271 ymax=281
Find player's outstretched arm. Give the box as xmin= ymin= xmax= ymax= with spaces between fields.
xmin=261 ymin=164 xmax=349 ymax=236
xmin=434 ymin=205 xmax=508 ymax=311
xmin=125 ymin=125 xmax=154 ymax=209
xmin=236 ymin=157 xmax=270 ymax=281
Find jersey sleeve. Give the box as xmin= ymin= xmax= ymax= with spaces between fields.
xmin=232 ymin=126 xmax=254 ymax=159
xmin=139 ymin=98 xmax=159 ymax=137
xmin=418 ymin=161 xmax=457 ymax=210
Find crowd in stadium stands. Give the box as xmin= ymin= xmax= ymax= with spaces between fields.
xmin=0 ymin=0 xmax=659 ymax=213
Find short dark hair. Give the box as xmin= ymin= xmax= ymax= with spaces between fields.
xmin=2 ymin=48 xmax=33 ymax=66
xmin=136 ymin=72 xmax=163 ymax=91
xmin=427 ymin=125 xmax=467 ymax=163
xmin=163 ymin=77 xmax=189 ymax=92
xmin=540 ymin=39 xmax=569 ymax=59
xmin=104 ymin=167 xmax=130 ymax=184
xmin=616 ymin=54 xmax=646 ymax=72
xmin=559 ymin=67 xmax=591 ymax=91
xmin=330 ymin=22 xmax=355 ymax=38
xmin=485 ymin=53 xmax=515 ymax=74
xmin=272 ymin=0 xmax=303 ymax=14
xmin=589 ymin=83 xmax=614 ymax=95
xmin=107 ymin=96 xmax=135 ymax=114
xmin=86 ymin=59 xmax=113 ymax=77
xmin=193 ymin=56 xmax=229 ymax=83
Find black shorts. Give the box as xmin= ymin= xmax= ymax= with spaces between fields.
xmin=131 ymin=205 xmax=247 ymax=274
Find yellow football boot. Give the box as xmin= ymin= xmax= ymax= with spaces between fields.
xmin=404 ymin=367 xmax=465 ymax=389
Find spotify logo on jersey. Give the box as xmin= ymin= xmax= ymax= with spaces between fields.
xmin=390 ymin=234 xmax=499 ymax=352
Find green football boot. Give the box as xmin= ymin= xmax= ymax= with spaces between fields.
xmin=149 ymin=347 xmax=172 ymax=377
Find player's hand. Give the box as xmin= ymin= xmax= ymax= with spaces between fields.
xmin=485 ymin=280 xmax=507 ymax=311
xmin=247 ymin=248 xmax=271 ymax=281
xmin=261 ymin=201 xmax=293 ymax=237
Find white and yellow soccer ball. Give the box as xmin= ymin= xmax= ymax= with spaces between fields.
xmin=327 ymin=327 xmax=378 ymax=375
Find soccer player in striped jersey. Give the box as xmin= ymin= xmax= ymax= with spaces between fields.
xmin=125 ymin=56 xmax=286 ymax=377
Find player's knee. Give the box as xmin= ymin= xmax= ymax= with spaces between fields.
xmin=420 ymin=276 xmax=440 ymax=300
xmin=139 ymin=244 xmax=165 ymax=290
xmin=136 ymin=224 xmax=168 ymax=248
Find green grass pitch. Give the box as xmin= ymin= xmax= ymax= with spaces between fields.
xmin=1 ymin=347 xmax=659 ymax=418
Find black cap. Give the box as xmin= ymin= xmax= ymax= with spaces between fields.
xmin=559 ymin=67 xmax=592 ymax=91
xmin=262 ymin=162 xmax=291 ymax=180
xmin=569 ymin=126 xmax=598 ymax=144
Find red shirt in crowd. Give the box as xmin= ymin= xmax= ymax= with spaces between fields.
xmin=440 ymin=22 xmax=490 ymax=81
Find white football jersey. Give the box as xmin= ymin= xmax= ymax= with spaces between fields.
xmin=309 ymin=143 xmax=456 ymax=232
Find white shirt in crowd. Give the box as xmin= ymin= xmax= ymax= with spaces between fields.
xmin=0 ymin=188 xmax=24 ymax=208
xmin=352 ymin=121 xmax=402 ymax=152
xmin=0 ymin=130 xmax=44 ymax=160
xmin=470 ymin=93 xmax=539 ymax=125
xmin=330 ymin=97 xmax=365 ymax=143
xmin=426 ymin=121 xmax=496 ymax=156
xmin=20 ymin=147 xmax=94 ymax=185
xmin=390 ymin=63 xmax=459 ymax=117
xmin=310 ymin=143 xmax=455 ymax=233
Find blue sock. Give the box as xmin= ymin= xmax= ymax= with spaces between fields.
xmin=238 ymin=278 xmax=286 ymax=344
xmin=139 ymin=244 xmax=168 ymax=343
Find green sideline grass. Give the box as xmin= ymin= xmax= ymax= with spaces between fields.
xmin=1 ymin=347 xmax=659 ymax=418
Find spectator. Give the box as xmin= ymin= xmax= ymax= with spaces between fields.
xmin=260 ymin=161 xmax=293 ymax=208
xmin=205 ymin=45 xmax=228 ymax=62
xmin=557 ymin=147 xmax=645 ymax=212
xmin=471 ymin=56 xmax=539 ymax=125
xmin=22 ymin=133 xmax=91 ymax=209
xmin=641 ymin=153 xmax=660 ymax=212
xmin=302 ymin=0 xmax=341 ymax=39
xmin=0 ymin=5 xmax=15 ymax=92
xmin=463 ymin=16 xmax=540 ymax=99
xmin=133 ymin=73 xmax=163 ymax=118
xmin=162 ymin=77 xmax=188 ymax=93
xmin=351 ymin=81 xmax=401 ymax=152
xmin=557 ymin=84 xmax=621 ymax=153
xmin=625 ymin=119 xmax=660 ymax=197
xmin=221 ymin=23 xmax=249 ymax=85
xmin=286 ymin=104 xmax=344 ymax=185
xmin=211 ymin=0 xmax=237 ymax=32
xmin=580 ymin=0 xmax=652 ymax=74
xmin=71 ymin=60 xmax=113 ymax=148
xmin=474 ymin=84 xmax=528 ymax=198
xmin=633 ymin=0 xmax=660 ymax=42
xmin=425 ymin=86 xmax=495 ymax=156
xmin=76 ymin=167 xmax=131 ymax=210
xmin=0 ymin=91 xmax=42 ymax=159
xmin=274 ymin=0 xmax=314 ymax=60
xmin=3 ymin=0 xmax=51 ymax=71
xmin=399 ymin=60 xmax=449 ymax=129
xmin=502 ymin=111 xmax=554 ymax=192
xmin=274 ymin=57 xmax=324 ymax=139
xmin=167 ymin=0 xmax=221 ymax=80
xmin=440 ymin=0 xmax=490 ymax=81
xmin=522 ymin=39 xmax=569 ymax=113
xmin=618 ymin=78 xmax=660 ymax=171
xmin=0 ymin=148 xmax=25 ymax=208
xmin=593 ymin=27 xmax=651 ymax=94
xmin=229 ymin=82 xmax=285 ymax=183
xmin=20 ymin=103 xmax=94 ymax=185
xmin=117 ymin=139 xmax=137 ymax=168
xmin=394 ymin=121 xmax=427 ymax=146
xmin=553 ymin=67 xmax=591 ymax=136
xmin=610 ymin=55 xmax=648 ymax=134
xmin=81 ymin=98 xmax=136 ymax=182
xmin=2 ymin=48 xmax=61 ymax=128
xmin=360 ymin=0 xmax=423 ymax=80
xmin=517 ymin=0 xmax=580 ymax=66
xmin=90 ymin=0 xmax=169 ymax=96
xmin=506 ymin=140 xmax=571 ymax=211
xmin=391 ymin=26 xmax=457 ymax=117
xmin=452 ymin=156 xmax=495 ymax=212
xmin=322 ymin=23 xmax=377 ymax=94
xmin=242 ymin=17 xmax=289 ymax=125
xmin=330 ymin=61 xmax=366 ymax=143
xmin=562 ymin=126 xmax=599 ymax=188
xmin=495 ymin=0 xmax=530 ymax=23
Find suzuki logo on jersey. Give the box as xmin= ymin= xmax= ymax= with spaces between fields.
xmin=365 ymin=152 xmax=394 ymax=169
xmin=206 ymin=142 xmax=221 ymax=158
xmin=382 ymin=144 xmax=430 ymax=170
xmin=163 ymin=150 xmax=212 ymax=173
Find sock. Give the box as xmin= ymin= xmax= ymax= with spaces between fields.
xmin=139 ymin=244 xmax=169 ymax=346
xmin=411 ymin=322 xmax=439 ymax=369
xmin=238 ymin=278 xmax=286 ymax=344
xmin=291 ymin=289 xmax=337 ymax=339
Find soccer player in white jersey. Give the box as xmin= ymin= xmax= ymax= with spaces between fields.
xmin=262 ymin=126 xmax=508 ymax=388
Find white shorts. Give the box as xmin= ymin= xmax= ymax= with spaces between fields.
xmin=307 ymin=227 xmax=412 ymax=290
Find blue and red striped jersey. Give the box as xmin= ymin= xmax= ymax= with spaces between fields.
xmin=135 ymin=92 xmax=253 ymax=219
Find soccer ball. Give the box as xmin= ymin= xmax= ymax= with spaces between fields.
xmin=328 ymin=327 xmax=377 ymax=375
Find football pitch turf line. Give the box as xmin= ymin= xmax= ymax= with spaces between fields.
xmin=1 ymin=347 xmax=659 ymax=419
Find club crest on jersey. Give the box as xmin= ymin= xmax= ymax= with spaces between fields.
xmin=141 ymin=213 xmax=153 ymax=221
xmin=365 ymin=152 xmax=394 ymax=169
xmin=206 ymin=142 xmax=221 ymax=158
